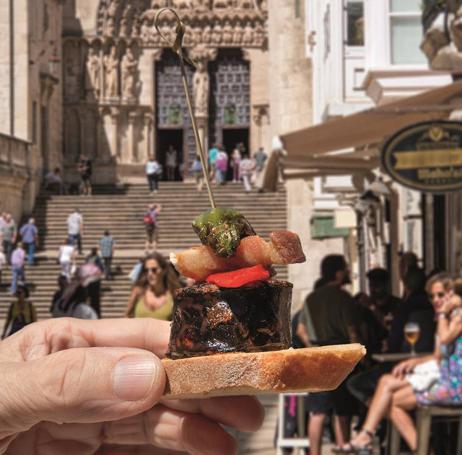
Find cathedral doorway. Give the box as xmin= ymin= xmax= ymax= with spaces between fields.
xmin=223 ymin=128 xmax=249 ymax=180
xmin=209 ymin=49 xmax=250 ymax=181
xmin=156 ymin=129 xmax=183 ymax=181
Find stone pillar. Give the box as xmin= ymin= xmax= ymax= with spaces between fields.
xmin=151 ymin=49 xmax=163 ymax=160
xmin=127 ymin=111 xmax=138 ymax=163
xmin=143 ymin=112 xmax=153 ymax=163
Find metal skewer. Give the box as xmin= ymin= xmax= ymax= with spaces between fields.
xmin=155 ymin=8 xmax=216 ymax=209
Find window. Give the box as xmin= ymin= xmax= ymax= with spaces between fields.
xmin=389 ymin=0 xmax=426 ymax=64
xmin=346 ymin=1 xmax=364 ymax=46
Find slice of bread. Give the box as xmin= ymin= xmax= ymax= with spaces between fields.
xmin=162 ymin=344 xmax=366 ymax=399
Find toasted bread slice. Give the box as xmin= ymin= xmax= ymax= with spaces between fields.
xmin=162 ymin=344 xmax=365 ymax=399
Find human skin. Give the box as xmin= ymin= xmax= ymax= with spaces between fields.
xmin=0 ymin=318 xmax=265 ymax=454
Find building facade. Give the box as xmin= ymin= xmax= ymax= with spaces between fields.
xmin=0 ymin=0 xmax=63 ymax=221
xmin=63 ymin=0 xmax=270 ymax=183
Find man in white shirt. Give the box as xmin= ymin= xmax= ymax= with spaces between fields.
xmin=145 ymin=156 xmax=161 ymax=194
xmin=67 ymin=209 xmax=83 ymax=255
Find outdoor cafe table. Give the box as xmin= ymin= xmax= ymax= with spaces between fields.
xmin=372 ymin=352 xmax=432 ymax=363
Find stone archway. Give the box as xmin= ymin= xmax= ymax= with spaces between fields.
xmin=62 ymin=0 xmax=269 ymax=183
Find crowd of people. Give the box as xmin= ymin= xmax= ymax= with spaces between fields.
xmin=144 ymin=143 xmax=268 ymax=194
xmin=278 ymin=253 xmax=462 ymax=455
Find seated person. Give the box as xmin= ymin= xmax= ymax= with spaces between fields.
xmin=349 ymin=273 xmax=459 ymax=453
xmin=44 ymin=167 xmax=66 ymax=194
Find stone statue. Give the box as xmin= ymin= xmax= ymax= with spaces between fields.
xmin=192 ymin=27 xmax=203 ymax=46
xmin=141 ymin=22 xmax=150 ymax=41
xmin=193 ymin=60 xmax=209 ymax=117
xmin=243 ymin=21 xmax=254 ymax=45
xmin=85 ymin=46 xmax=101 ymax=99
xmin=104 ymin=46 xmax=120 ymax=99
xmin=203 ymin=25 xmax=212 ymax=44
xmin=121 ymin=47 xmax=138 ymax=100
xmin=222 ymin=21 xmax=233 ymax=44
xmin=212 ymin=24 xmax=222 ymax=44
xmin=65 ymin=53 xmax=80 ymax=99
xmin=196 ymin=0 xmax=210 ymax=11
xmin=233 ymin=23 xmax=244 ymax=45
xmin=254 ymin=22 xmax=265 ymax=46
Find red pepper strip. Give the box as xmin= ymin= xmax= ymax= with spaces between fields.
xmin=206 ymin=264 xmax=270 ymax=288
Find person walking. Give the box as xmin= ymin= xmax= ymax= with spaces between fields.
xmin=2 ymin=283 xmax=36 ymax=338
xmin=239 ymin=153 xmax=256 ymax=193
xmin=254 ymin=147 xmax=268 ymax=180
xmin=145 ymin=155 xmax=161 ymax=194
xmin=190 ymin=155 xmax=204 ymax=191
xmin=215 ymin=147 xmax=228 ymax=185
xmin=1 ymin=213 xmax=17 ymax=264
xmin=77 ymin=154 xmax=92 ymax=196
xmin=67 ymin=208 xmax=83 ymax=255
xmin=165 ymin=145 xmax=178 ymax=181
xmin=10 ymin=243 xmax=26 ymax=295
xmin=298 ymin=255 xmax=362 ymax=455
xmin=50 ymin=274 xmax=69 ymax=317
xmin=231 ymin=144 xmax=242 ymax=183
xmin=0 ymin=246 xmax=6 ymax=287
xmin=19 ymin=218 xmax=39 ymax=266
xmin=99 ymin=230 xmax=115 ymax=280
xmin=208 ymin=144 xmax=219 ymax=182
xmin=59 ymin=238 xmax=77 ymax=279
xmin=144 ymin=204 xmax=161 ymax=252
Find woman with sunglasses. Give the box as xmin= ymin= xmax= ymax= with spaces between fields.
xmin=349 ymin=273 xmax=457 ymax=453
xmin=125 ymin=252 xmax=180 ymax=320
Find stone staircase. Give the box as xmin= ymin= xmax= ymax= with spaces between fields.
xmin=0 ymin=182 xmax=288 ymax=321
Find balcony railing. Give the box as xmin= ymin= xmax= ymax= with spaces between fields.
xmin=0 ymin=133 xmax=31 ymax=175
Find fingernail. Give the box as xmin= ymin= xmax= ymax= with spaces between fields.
xmin=113 ymin=355 xmax=159 ymax=401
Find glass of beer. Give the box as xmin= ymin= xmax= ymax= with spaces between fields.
xmin=404 ymin=322 xmax=420 ymax=355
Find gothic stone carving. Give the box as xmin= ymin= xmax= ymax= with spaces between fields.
xmin=96 ymin=0 xmax=268 ymax=50
xmin=193 ymin=60 xmax=209 ymax=117
xmin=85 ymin=44 xmax=101 ymax=100
xmin=104 ymin=45 xmax=120 ymax=99
xmin=121 ymin=47 xmax=139 ymax=101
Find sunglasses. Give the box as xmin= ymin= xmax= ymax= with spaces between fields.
xmin=146 ymin=266 xmax=160 ymax=274
xmin=430 ymin=292 xmax=445 ymax=299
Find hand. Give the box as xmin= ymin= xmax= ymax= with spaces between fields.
xmin=392 ymin=358 xmax=419 ymax=379
xmin=0 ymin=318 xmax=264 ymax=454
xmin=441 ymin=294 xmax=462 ymax=314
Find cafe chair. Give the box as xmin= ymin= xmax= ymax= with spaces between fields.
xmin=388 ymin=404 xmax=462 ymax=455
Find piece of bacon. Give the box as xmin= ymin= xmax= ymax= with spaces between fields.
xmin=171 ymin=231 xmax=306 ymax=281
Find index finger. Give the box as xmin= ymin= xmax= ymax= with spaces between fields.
xmin=0 ymin=318 xmax=171 ymax=362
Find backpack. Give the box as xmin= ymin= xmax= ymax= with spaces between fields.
xmin=143 ymin=213 xmax=154 ymax=224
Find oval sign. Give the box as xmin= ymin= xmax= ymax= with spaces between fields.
xmin=381 ymin=120 xmax=462 ymax=193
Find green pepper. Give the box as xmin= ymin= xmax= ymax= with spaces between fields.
xmin=192 ymin=208 xmax=256 ymax=257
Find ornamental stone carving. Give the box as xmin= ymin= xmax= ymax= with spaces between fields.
xmin=151 ymin=0 xmax=167 ymax=8
xmin=243 ymin=22 xmax=254 ymax=45
xmin=85 ymin=45 xmax=101 ymax=100
xmin=213 ymin=0 xmax=230 ymax=8
xmin=193 ymin=60 xmax=209 ymax=117
xmin=121 ymin=47 xmax=138 ymax=101
xmin=233 ymin=23 xmax=244 ymax=45
xmin=222 ymin=21 xmax=233 ymax=45
xmin=172 ymin=0 xmax=192 ymax=9
xmin=212 ymin=24 xmax=222 ymax=44
xmin=237 ymin=0 xmax=255 ymax=8
xmin=104 ymin=45 xmax=120 ymax=99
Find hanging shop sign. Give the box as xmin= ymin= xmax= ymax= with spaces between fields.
xmin=381 ymin=120 xmax=462 ymax=193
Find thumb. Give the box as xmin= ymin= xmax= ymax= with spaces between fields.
xmin=1 ymin=347 xmax=165 ymax=432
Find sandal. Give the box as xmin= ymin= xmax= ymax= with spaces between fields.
xmin=350 ymin=428 xmax=374 ymax=454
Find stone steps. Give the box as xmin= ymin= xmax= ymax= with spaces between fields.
xmin=0 ymin=183 xmax=288 ymax=322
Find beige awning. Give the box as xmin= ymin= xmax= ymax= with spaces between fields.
xmin=281 ymin=79 xmax=462 ymax=169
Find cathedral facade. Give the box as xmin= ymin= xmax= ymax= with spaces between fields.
xmin=63 ymin=0 xmax=270 ymax=183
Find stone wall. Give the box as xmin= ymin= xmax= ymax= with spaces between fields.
xmin=0 ymin=0 xmax=63 ymax=222
xmin=268 ymin=0 xmax=315 ymax=310
xmin=0 ymin=134 xmax=31 ymax=222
